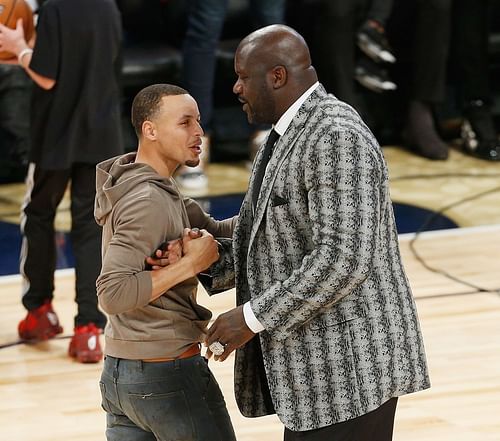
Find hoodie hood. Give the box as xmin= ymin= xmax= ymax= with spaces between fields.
xmin=95 ymin=152 xmax=180 ymax=225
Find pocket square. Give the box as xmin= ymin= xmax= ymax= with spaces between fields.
xmin=271 ymin=194 xmax=288 ymax=207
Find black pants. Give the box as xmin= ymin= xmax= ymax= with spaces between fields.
xmin=389 ymin=0 xmax=452 ymax=103
xmin=20 ymin=162 xmax=106 ymax=328
xmin=0 ymin=65 xmax=31 ymax=169
xmin=450 ymin=0 xmax=491 ymax=105
xmin=314 ymin=0 xmax=369 ymax=108
xmin=389 ymin=0 xmax=491 ymax=108
xmin=412 ymin=0 xmax=452 ymax=102
xmin=284 ymin=397 xmax=398 ymax=441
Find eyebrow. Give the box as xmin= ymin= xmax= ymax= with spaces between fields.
xmin=179 ymin=112 xmax=200 ymax=118
xmin=179 ymin=113 xmax=199 ymax=119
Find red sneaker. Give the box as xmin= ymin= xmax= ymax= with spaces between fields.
xmin=68 ymin=323 xmax=103 ymax=363
xmin=18 ymin=300 xmax=63 ymax=341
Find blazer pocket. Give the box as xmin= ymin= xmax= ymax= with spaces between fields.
xmin=271 ymin=194 xmax=289 ymax=207
xmin=308 ymin=299 xmax=366 ymax=330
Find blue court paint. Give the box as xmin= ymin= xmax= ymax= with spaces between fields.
xmin=0 ymin=195 xmax=457 ymax=276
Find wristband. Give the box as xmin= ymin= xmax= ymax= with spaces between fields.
xmin=18 ymin=48 xmax=34 ymax=66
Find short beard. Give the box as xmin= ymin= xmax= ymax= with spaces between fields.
xmin=251 ymin=83 xmax=276 ymax=125
xmin=185 ymin=158 xmax=200 ymax=168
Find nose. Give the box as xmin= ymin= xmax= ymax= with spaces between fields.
xmin=196 ymin=120 xmax=204 ymax=137
xmin=233 ymin=79 xmax=241 ymax=95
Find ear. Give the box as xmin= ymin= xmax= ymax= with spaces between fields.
xmin=270 ymin=65 xmax=287 ymax=89
xmin=142 ymin=121 xmax=156 ymax=140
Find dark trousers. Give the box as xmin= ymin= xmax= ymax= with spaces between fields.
xmin=20 ymin=162 xmax=106 ymax=328
xmin=284 ymin=398 xmax=398 ymax=441
xmin=0 ymin=65 xmax=31 ymax=168
xmin=100 ymin=355 xmax=236 ymax=441
xmin=182 ymin=0 xmax=285 ymax=129
xmin=314 ymin=0 xmax=394 ymax=108
xmin=390 ymin=0 xmax=452 ymax=103
xmin=450 ymin=0 xmax=491 ymax=105
xmin=391 ymin=0 xmax=490 ymax=106
xmin=413 ymin=0 xmax=452 ymax=102
xmin=315 ymin=0 xmax=370 ymax=109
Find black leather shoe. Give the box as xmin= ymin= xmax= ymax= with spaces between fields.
xmin=461 ymin=100 xmax=500 ymax=161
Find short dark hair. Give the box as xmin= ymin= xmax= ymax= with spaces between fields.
xmin=131 ymin=84 xmax=188 ymax=137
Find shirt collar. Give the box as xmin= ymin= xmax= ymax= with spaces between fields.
xmin=273 ymin=82 xmax=319 ymax=136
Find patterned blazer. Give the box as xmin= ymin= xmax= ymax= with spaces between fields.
xmin=212 ymin=85 xmax=430 ymax=431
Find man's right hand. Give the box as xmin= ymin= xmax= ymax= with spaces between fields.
xmin=182 ymin=228 xmax=219 ymax=275
xmin=146 ymin=228 xmax=202 ymax=269
xmin=147 ymin=228 xmax=218 ymax=301
xmin=0 ymin=19 xmax=28 ymax=58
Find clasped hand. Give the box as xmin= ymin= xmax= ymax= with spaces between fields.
xmin=147 ymin=228 xmax=255 ymax=361
xmin=146 ymin=227 xmax=219 ymax=274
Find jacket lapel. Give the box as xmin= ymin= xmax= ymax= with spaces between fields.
xmin=248 ymin=128 xmax=303 ymax=248
xmin=247 ymin=85 xmax=327 ymax=254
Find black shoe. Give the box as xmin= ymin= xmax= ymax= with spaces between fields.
xmin=357 ymin=21 xmax=396 ymax=64
xmin=355 ymin=56 xmax=396 ymax=93
xmin=461 ymin=100 xmax=500 ymax=161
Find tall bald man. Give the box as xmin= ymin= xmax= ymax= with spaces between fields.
xmin=205 ymin=25 xmax=430 ymax=440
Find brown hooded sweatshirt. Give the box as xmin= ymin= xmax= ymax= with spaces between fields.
xmin=94 ymin=152 xmax=235 ymax=359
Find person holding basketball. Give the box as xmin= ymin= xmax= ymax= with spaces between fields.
xmin=0 ymin=0 xmax=35 ymax=182
xmin=0 ymin=0 xmax=123 ymax=363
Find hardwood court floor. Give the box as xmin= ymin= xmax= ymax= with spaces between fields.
xmin=1 ymin=147 xmax=500 ymax=232
xmin=1 ymin=225 xmax=499 ymax=441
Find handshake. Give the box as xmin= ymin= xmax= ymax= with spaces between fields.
xmin=146 ymin=227 xmax=219 ymax=276
xmin=145 ymin=228 xmax=250 ymax=362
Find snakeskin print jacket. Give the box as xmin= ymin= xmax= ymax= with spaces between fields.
xmin=211 ymin=85 xmax=430 ymax=431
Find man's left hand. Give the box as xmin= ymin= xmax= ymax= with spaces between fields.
xmin=146 ymin=228 xmax=203 ymax=269
xmin=145 ymin=239 xmax=182 ymax=269
xmin=206 ymin=305 xmax=255 ymax=362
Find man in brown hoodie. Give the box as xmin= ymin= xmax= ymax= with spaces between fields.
xmin=94 ymin=84 xmax=237 ymax=440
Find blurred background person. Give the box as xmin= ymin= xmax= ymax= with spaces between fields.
xmin=451 ymin=0 xmax=500 ymax=161
xmin=0 ymin=0 xmax=124 ymax=362
xmin=0 ymin=0 xmax=37 ymax=183
xmin=389 ymin=0 xmax=499 ymax=161
xmin=178 ymin=0 xmax=286 ymax=190
xmin=405 ymin=0 xmax=451 ymax=160
xmin=0 ymin=64 xmax=31 ymax=183
xmin=314 ymin=0 xmax=396 ymax=116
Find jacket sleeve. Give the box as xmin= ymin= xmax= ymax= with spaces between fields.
xmin=97 ymin=195 xmax=169 ymax=315
xmin=250 ymin=126 xmax=385 ymax=341
xmin=198 ymin=238 xmax=236 ymax=295
xmin=184 ymin=197 xmax=237 ymax=237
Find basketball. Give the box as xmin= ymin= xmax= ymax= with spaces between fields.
xmin=0 ymin=0 xmax=35 ymax=60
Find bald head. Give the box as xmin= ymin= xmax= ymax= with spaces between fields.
xmin=233 ymin=25 xmax=317 ymax=124
xmin=238 ymin=25 xmax=316 ymax=84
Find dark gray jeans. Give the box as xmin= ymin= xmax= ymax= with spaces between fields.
xmin=99 ymin=355 xmax=236 ymax=441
